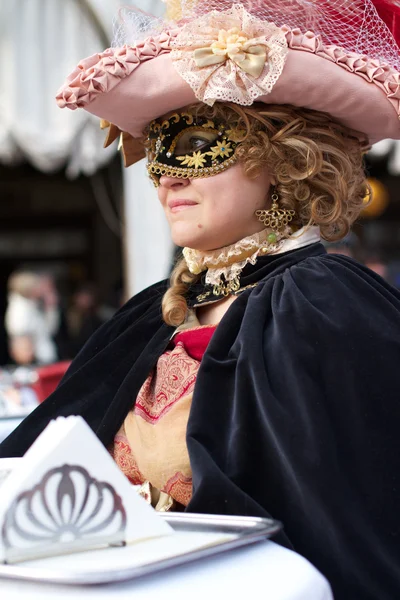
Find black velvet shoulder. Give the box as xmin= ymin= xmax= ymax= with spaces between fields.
xmin=186 ymin=246 xmax=400 ymax=599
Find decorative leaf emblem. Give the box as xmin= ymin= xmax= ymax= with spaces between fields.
xmin=2 ymin=464 xmax=127 ymax=562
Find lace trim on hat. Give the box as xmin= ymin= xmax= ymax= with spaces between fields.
xmin=170 ymin=4 xmax=289 ymax=106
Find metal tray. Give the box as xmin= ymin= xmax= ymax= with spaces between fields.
xmin=0 ymin=513 xmax=281 ymax=586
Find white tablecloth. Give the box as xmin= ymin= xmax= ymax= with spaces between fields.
xmin=0 ymin=540 xmax=333 ymax=600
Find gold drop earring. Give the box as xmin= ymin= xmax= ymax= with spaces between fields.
xmin=255 ymin=190 xmax=295 ymax=242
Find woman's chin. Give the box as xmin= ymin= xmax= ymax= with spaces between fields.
xmin=171 ymin=228 xmax=245 ymax=251
xmin=172 ymin=235 xmax=204 ymax=250
xmin=170 ymin=225 xmax=207 ymax=250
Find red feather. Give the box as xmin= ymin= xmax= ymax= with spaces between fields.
xmin=372 ymin=0 xmax=400 ymax=45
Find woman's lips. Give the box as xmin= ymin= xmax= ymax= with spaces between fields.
xmin=168 ymin=200 xmax=198 ymax=213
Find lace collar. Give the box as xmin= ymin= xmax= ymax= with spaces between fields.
xmin=183 ymin=226 xmax=321 ymax=287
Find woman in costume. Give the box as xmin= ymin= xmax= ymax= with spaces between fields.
xmin=2 ymin=1 xmax=400 ymax=597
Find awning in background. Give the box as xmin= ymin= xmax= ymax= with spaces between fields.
xmin=0 ymin=0 xmax=172 ymax=296
xmin=0 ymin=0 xmax=120 ymax=176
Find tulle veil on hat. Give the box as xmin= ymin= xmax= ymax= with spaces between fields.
xmin=56 ymin=0 xmax=400 ymax=166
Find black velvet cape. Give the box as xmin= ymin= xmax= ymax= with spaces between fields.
xmin=1 ymin=243 xmax=400 ymax=599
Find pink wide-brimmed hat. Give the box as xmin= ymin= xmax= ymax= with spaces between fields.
xmin=56 ymin=0 xmax=400 ymax=166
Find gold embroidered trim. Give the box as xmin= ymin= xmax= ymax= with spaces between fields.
xmin=213 ymin=276 xmax=241 ymax=297
xmin=196 ymin=291 xmax=212 ymax=303
xmin=195 ymin=280 xmax=260 ymax=303
xmin=147 ymin=155 xmax=238 ymax=186
xmin=234 ymin=282 xmax=259 ymax=294
xmin=176 ymin=139 xmax=234 ymax=169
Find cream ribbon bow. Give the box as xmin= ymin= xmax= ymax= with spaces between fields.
xmin=193 ymin=27 xmax=268 ymax=78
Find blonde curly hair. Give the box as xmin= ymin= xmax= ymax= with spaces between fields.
xmin=157 ymin=101 xmax=369 ymax=326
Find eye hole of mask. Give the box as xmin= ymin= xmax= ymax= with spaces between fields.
xmin=174 ymin=129 xmax=219 ymax=156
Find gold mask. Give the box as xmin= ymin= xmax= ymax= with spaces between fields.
xmin=146 ymin=111 xmax=240 ymax=187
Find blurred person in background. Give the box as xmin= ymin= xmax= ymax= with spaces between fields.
xmin=5 ymin=271 xmax=60 ymax=365
xmin=67 ymin=283 xmax=106 ymax=356
xmin=7 ymin=336 xmax=35 ymax=367
xmin=41 ymin=274 xmax=72 ymax=361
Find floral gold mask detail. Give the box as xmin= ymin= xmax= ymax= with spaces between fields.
xmin=146 ymin=111 xmax=241 ymax=186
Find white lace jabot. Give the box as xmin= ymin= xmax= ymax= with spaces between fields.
xmin=183 ymin=226 xmax=321 ymax=286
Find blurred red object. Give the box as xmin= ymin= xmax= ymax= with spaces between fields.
xmin=373 ymin=0 xmax=400 ymax=45
xmin=31 ymin=361 xmax=71 ymax=403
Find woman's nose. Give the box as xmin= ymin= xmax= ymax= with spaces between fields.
xmin=159 ymin=175 xmax=190 ymax=189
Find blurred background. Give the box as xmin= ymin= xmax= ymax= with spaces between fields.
xmin=0 ymin=0 xmax=400 ymax=436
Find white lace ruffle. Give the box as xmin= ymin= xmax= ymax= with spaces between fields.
xmin=183 ymin=228 xmax=289 ymax=285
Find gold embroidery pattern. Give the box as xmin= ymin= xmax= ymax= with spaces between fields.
xmin=207 ymin=140 xmax=234 ymax=160
xmin=234 ymin=282 xmax=259 ymax=294
xmin=195 ymin=280 xmax=259 ymax=303
xmin=176 ymin=139 xmax=234 ymax=169
xmin=213 ymin=276 xmax=241 ymax=297
xmin=177 ymin=151 xmax=208 ymax=169
xmin=163 ymin=472 xmax=193 ymax=507
xmin=196 ymin=290 xmax=212 ymax=302
xmin=135 ymin=342 xmax=198 ymax=424
xmin=110 ymin=433 xmax=145 ymax=485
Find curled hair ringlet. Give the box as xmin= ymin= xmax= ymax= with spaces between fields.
xmin=162 ymin=255 xmax=199 ymax=327
xmin=154 ymin=101 xmax=370 ymax=326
